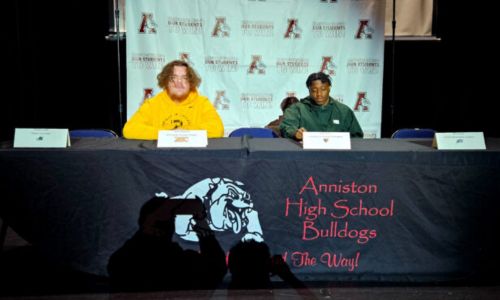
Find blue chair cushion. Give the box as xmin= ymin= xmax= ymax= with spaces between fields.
xmin=391 ymin=128 xmax=435 ymax=139
xmin=229 ymin=128 xmax=278 ymax=138
xmin=70 ymin=129 xmax=118 ymax=138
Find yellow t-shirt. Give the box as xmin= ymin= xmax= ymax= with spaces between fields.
xmin=123 ymin=90 xmax=224 ymax=139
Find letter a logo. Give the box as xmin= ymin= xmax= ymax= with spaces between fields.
xmin=284 ymin=19 xmax=301 ymax=39
xmin=143 ymin=88 xmax=154 ymax=101
xmin=248 ymin=55 xmax=266 ymax=74
xmin=355 ymin=20 xmax=373 ymax=39
xmin=353 ymin=92 xmax=370 ymax=112
xmin=138 ymin=13 xmax=157 ymax=34
xmin=213 ymin=90 xmax=230 ymax=110
xmin=320 ymin=56 xmax=335 ymax=76
xmin=179 ymin=52 xmax=195 ymax=66
xmin=212 ymin=17 xmax=230 ymax=37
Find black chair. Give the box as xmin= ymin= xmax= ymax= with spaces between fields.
xmin=391 ymin=128 xmax=436 ymax=139
xmin=69 ymin=129 xmax=119 ymax=138
xmin=229 ymin=128 xmax=278 ymax=138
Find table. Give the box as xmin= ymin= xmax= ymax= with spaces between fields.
xmin=1 ymin=137 xmax=499 ymax=282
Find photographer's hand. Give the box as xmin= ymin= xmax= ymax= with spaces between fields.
xmin=190 ymin=217 xmax=213 ymax=238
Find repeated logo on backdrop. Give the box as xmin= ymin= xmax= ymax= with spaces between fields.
xmin=131 ymin=53 xmax=165 ymax=70
xmin=128 ymin=2 xmax=384 ymax=137
xmin=284 ymin=19 xmax=302 ymax=39
xmin=248 ymin=55 xmax=266 ymax=74
xmin=320 ymin=56 xmax=336 ymax=76
xmin=179 ymin=52 xmax=195 ymax=66
xmin=212 ymin=17 xmax=231 ymax=37
xmin=205 ymin=56 xmax=239 ymax=72
xmin=313 ymin=22 xmax=346 ymax=38
xmin=241 ymin=93 xmax=273 ymax=110
xmin=277 ymin=58 xmax=309 ymax=74
xmin=167 ymin=17 xmax=203 ymax=34
xmin=347 ymin=59 xmax=380 ymax=74
xmin=355 ymin=20 xmax=374 ymax=39
xmin=213 ymin=90 xmax=231 ymax=110
xmin=143 ymin=88 xmax=154 ymax=102
xmin=138 ymin=13 xmax=157 ymax=34
xmin=241 ymin=20 xmax=274 ymax=37
xmin=353 ymin=92 xmax=370 ymax=112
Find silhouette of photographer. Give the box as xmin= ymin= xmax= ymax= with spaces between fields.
xmin=107 ymin=196 xmax=227 ymax=291
xmin=227 ymin=240 xmax=316 ymax=298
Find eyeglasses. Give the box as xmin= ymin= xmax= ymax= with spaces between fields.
xmin=168 ymin=75 xmax=189 ymax=83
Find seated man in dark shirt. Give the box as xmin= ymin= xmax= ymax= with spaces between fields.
xmin=280 ymin=72 xmax=363 ymax=140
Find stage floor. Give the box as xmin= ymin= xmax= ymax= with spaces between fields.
xmin=2 ymin=225 xmax=500 ymax=300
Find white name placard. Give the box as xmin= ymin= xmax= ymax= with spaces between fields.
xmin=157 ymin=130 xmax=208 ymax=148
xmin=14 ymin=128 xmax=70 ymax=148
xmin=303 ymin=132 xmax=351 ymax=150
xmin=432 ymin=132 xmax=486 ymax=150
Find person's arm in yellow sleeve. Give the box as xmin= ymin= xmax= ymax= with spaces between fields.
xmin=122 ymin=101 xmax=159 ymax=140
xmin=196 ymin=99 xmax=224 ymax=138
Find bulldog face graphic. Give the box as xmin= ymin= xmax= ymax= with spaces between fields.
xmin=165 ymin=178 xmax=264 ymax=242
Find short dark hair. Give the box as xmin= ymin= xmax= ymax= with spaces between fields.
xmin=306 ymin=72 xmax=331 ymax=88
xmin=280 ymin=96 xmax=299 ymax=112
xmin=157 ymin=60 xmax=201 ymax=91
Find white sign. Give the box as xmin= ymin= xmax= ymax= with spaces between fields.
xmin=432 ymin=132 xmax=486 ymax=150
xmin=303 ymin=132 xmax=351 ymax=150
xmin=13 ymin=128 xmax=70 ymax=148
xmin=157 ymin=130 xmax=208 ymax=148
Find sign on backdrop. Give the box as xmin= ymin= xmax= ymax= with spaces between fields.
xmin=126 ymin=0 xmax=385 ymax=138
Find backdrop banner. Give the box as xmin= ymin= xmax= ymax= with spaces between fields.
xmin=125 ymin=0 xmax=385 ymax=137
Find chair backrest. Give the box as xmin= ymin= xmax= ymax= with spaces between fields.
xmin=229 ymin=127 xmax=278 ymax=138
xmin=391 ymin=128 xmax=436 ymax=139
xmin=69 ymin=129 xmax=119 ymax=138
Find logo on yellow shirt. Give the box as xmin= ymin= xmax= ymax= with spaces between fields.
xmin=162 ymin=114 xmax=190 ymax=130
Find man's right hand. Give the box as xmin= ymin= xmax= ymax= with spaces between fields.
xmin=294 ymin=127 xmax=306 ymax=140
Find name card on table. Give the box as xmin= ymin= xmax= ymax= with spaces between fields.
xmin=432 ymin=132 xmax=486 ymax=150
xmin=13 ymin=128 xmax=70 ymax=148
xmin=157 ymin=130 xmax=208 ymax=148
xmin=303 ymin=132 xmax=351 ymax=150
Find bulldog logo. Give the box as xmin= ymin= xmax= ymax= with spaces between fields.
xmin=165 ymin=178 xmax=264 ymax=243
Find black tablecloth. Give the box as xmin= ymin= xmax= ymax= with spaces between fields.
xmin=1 ymin=137 xmax=500 ymax=282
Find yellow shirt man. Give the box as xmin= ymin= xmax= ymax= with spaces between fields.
xmin=123 ymin=60 xmax=224 ymax=140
